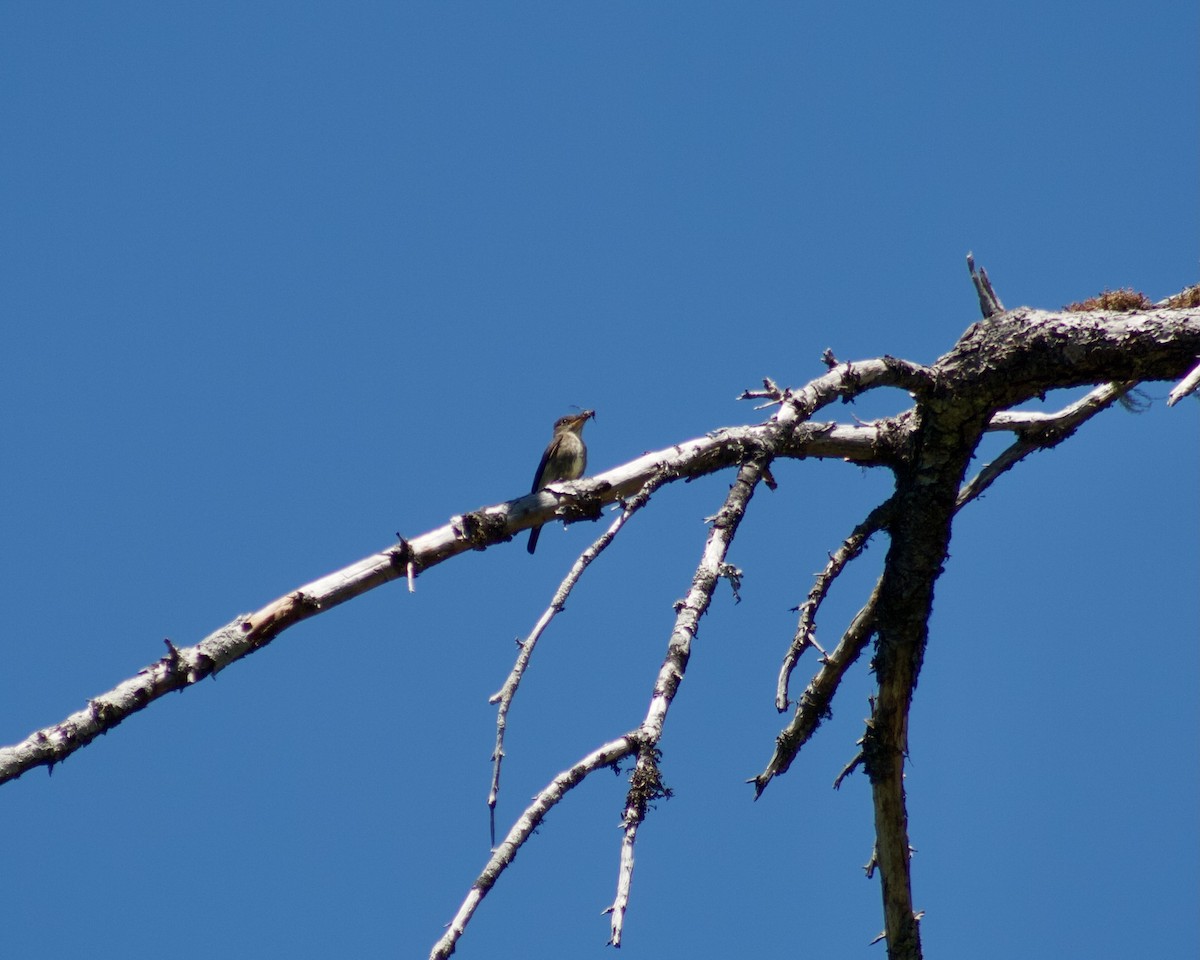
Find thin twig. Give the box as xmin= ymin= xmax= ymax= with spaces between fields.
xmin=967 ymin=252 xmax=1005 ymax=318
xmin=833 ymin=751 xmax=863 ymax=790
xmin=963 ymin=382 xmax=1134 ymax=507
xmin=751 ymin=581 xmax=879 ymax=797
xmin=1167 ymin=358 xmax=1200 ymax=406
xmin=487 ymin=471 xmax=670 ymax=847
xmin=774 ymin=358 xmax=935 ymax=427
xmin=430 ymin=735 xmax=638 ymax=960
xmin=605 ymin=742 xmax=672 ymax=946
xmin=607 ymin=454 xmax=772 ymax=946
xmin=759 ymin=381 xmax=1137 ymax=794
xmin=776 ymin=498 xmax=895 ymax=711
xmin=438 ymin=455 xmax=770 ymax=956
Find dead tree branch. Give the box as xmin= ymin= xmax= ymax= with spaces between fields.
xmin=487 ymin=470 xmax=670 ymax=846
xmin=431 ymin=734 xmax=638 ymax=960
xmin=604 ymin=454 xmax=772 ymax=947
xmin=775 ymin=498 xmax=895 ymax=711
xmin=1 ymin=296 xmax=1196 ymax=960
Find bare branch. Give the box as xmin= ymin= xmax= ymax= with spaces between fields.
xmin=761 ymin=380 xmax=1137 ymax=799
xmin=1167 ymin=358 xmax=1200 ymax=406
xmin=741 ymin=355 xmax=934 ymax=425
xmin=860 ymin=363 xmax=1001 ymax=958
xmin=440 ymin=454 xmax=772 ymax=955
xmin=606 ymin=744 xmax=672 ymax=947
xmin=967 ymin=252 xmax=1005 ymax=318
xmin=6 ymin=307 xmax=1196 ymax=788
xmin=487 ymin=471 xmax=670 ymax=846
xmin=776 ymin=498 xmax=895 ymax=711
xmin=963 ymin=382 xmax=1134 ymax=507
xmin=0 ymin=295 xmax=1194 ymax=960
xmin=774 ymin=357 xmax=935 ymax=426
xmin=937 ymin=309 xmax=1200 ymax=400
xmin=855 ymin=308 xmax=1200 ymax=956
xmin=430 ymin=735 xmax=637 ymax=960
xmin=833 ymin=750 xmax=863 ymax=790
xmin=752 ymin=581 xmax=879 ymax=797
xmin=0 ymin=425 xmax=878 ymax=786
xmin=986 ymin=381 xmax=1135 ymax=432
xmin=607 ymin=454 xmax=772 ymax=945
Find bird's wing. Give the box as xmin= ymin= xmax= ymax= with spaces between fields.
xmin=530 ymin=437 xmax=557 ymax=493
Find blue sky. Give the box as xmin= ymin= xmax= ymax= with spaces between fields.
xmin=1 ymin=4 xmax=1196 ymax=958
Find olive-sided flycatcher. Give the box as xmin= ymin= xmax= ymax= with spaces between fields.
xmin=527 ymin=410 xmax=594 ymax=554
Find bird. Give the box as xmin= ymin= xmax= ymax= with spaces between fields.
xmin=527 ymin=410 xmax=594 ymax=554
